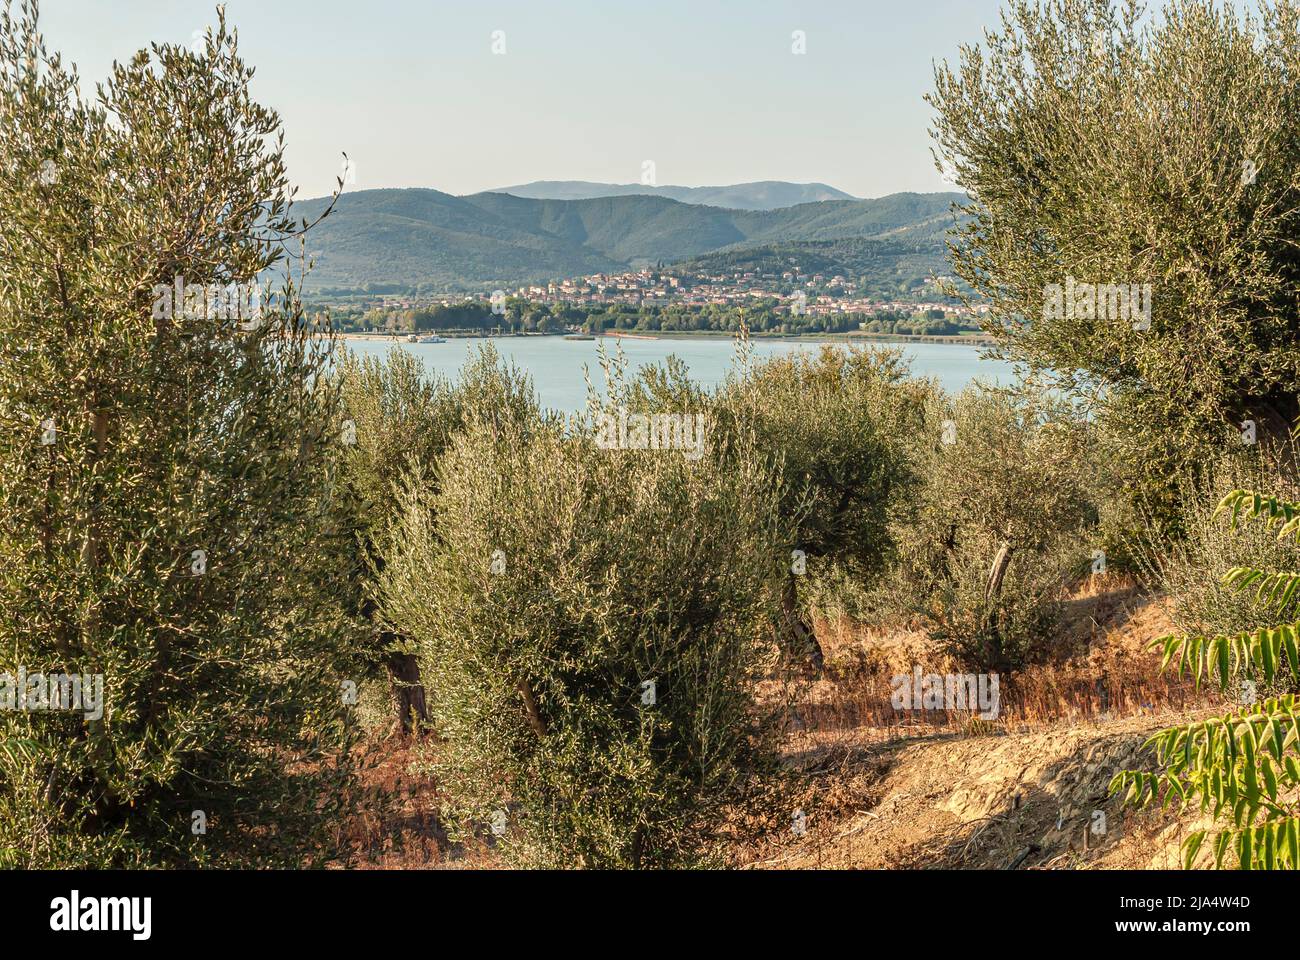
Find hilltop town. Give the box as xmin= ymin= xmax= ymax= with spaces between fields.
xmin=321 ymin=264 xmax=992 ymax=337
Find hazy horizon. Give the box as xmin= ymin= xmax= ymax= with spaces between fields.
xmin=304 ymin=179 xmax=963 ymax=203
xmin=39 ymin=0 xmax=1004 ymax=200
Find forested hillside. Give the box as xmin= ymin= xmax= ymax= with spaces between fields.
xmin=291 ymin=188 xmax=964 ymax=291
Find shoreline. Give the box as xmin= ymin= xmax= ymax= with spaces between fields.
xmin=335 ymin=331 xmax=999 ymax=348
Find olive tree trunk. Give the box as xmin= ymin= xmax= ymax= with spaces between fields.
xmin=384 ymin=636 xmax=428 ymax=736
xmin=779 ymin=573 xmax=826 ymax=673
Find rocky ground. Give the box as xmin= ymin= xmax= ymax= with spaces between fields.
xmin=741 ymin=709 xmax=1217 ymax=870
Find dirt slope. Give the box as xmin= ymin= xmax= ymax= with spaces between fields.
xmin=748 ymin=709 xmax=1218 ymax=870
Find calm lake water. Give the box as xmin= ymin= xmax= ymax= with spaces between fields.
xmin=343 ymin=336 xmax=1014 ymax=413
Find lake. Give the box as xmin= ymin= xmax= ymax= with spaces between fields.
xmin=343 ymin=335 xmax=1014 ymax=413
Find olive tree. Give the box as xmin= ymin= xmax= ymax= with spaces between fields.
xmin=906 ymin=387 xmax=1095 ymax=672
xmin=716 ymin=345 xmax=923 ymax=669
xmin=381 ymin=410 xmax=784 ymax=868
xmin=337 ymin=345 xmax=536 ymax=734
xmin=0 ymin=4 xmax=362 ymax=866
xmin=930 ymin=0 xmax=1300 ymax=506
xmin=338 ymin=350 xmax=452 ymax=734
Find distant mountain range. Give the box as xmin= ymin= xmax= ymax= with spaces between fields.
xmin=291 ymin=187 xmax=965 ymax=293
xmin=493 ymin=180 xmax=858 ymax=210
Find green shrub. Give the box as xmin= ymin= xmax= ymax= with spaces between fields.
xmin=1115 ymin=488 xmax=1300 ymax=870
xmin=381 ymin=411 xmax=785 ymax=867
xmin=1144 ymin=455 xmax=1300 ymax=646
xmin=338 ymin=350 xmax=456 ymax=571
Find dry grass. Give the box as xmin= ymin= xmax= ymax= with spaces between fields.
xmin=780 ymin=576 xmax=1209 ymax=744
xmin=729 ymin=578 xmax=1226 ymax=869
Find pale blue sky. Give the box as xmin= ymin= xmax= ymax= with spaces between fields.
xmin=40 ymin=0 xmax=1008 ymax=200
